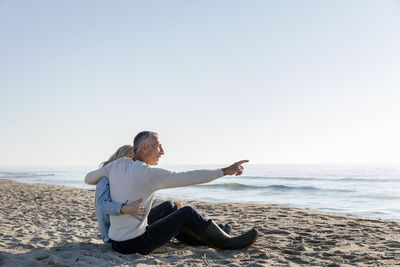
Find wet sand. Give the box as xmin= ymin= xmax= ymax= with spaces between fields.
xmin=0 ymin=179 xmax=399 ymax=266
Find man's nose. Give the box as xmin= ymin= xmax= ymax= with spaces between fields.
xmin=159 ymin=146 xmax=164 ymax=154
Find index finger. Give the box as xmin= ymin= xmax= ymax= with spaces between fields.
xmin=236 ymin=160 xmax=249 ymax=165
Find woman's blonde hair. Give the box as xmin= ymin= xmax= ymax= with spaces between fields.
xmin=100 ymin=145 xmax=134 ymax=167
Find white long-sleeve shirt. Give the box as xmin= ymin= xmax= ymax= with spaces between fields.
xmin=85 ymin=158 xmax=224 ymax=241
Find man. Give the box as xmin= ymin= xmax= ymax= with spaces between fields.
xmin=85 ymin=131 xmax=257 ymax=254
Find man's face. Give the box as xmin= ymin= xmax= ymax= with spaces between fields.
xmin=143 ymin=135 xmax=164 ymax=165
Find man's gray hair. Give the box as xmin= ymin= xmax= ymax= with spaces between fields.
xmin=133 ymin=131 xmax=158 ymax=153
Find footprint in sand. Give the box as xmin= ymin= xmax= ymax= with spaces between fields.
xmin=30 ymin=237 xmax=43 ymax=242
xmin=40 ymin=240 xmax=50 ymax=246
xmin=36 ymin=254 xmax=50 ymax=260
xmin=385 ymin=240 xmax=400 ymax=248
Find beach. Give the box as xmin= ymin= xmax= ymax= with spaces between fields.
xmin=1 ymin=180 xmax=399 ymax=266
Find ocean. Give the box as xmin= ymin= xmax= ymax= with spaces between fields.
xmin=1 ymin=164 xmax=399 ymax=222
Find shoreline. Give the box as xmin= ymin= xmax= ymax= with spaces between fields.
xmin=3 ymin=177 xmax=399 ymax=223
xmin=1 ymin=179 xmax=399 ymax=266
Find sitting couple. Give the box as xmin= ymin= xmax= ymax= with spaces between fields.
xmin=85 ymin=131 xmax=258 ymax=255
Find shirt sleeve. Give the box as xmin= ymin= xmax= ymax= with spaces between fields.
xmin=146 ymin=168 xmax=224 ymax=191
xmin=102 ymin=200 xmax=123 ymax=216
xmin=85 ymin=165 xmax=110 ymax=185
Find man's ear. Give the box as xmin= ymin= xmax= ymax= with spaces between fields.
xmin=141 ymin=143 xmax=147 ymax=152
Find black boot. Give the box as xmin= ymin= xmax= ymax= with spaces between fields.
xmin=176 ymin=223 xmax=232 ymax=246
xmin=218 ymin=223 xmax=231 ymax=234
xmin=197 ymin=221 xmax=258 ymax=250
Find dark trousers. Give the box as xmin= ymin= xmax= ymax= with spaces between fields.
xmin=111 ymin=203 xmax=211 ymax=255
xmin=148 ymin=201 xmax=200 ymax=245
xmin=147 ymin=201 xmax=177 ymax=225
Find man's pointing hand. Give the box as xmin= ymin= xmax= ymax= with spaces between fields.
xmin=222 ymin=160 xmax=249 ymax=176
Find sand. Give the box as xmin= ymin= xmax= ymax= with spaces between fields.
xmin=0 ymin=179 xmax=399 ymax=266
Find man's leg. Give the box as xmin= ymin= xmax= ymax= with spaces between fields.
xmin=147 ymin=201 xmax=231 ymax=245
xmin=147 ymin=201 xmax=176 ymax=225
xmin=111 ymin=206 xmax=211 ymax=254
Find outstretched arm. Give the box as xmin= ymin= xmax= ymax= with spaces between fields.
xmin=148 ymin=160 xmax=249 ymax=191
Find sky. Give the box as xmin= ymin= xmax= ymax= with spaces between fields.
xmin=1 ymin=0 xmax=399 ymax=167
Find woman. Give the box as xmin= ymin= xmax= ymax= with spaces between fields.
xmin=94 ymin=144 xmax=231 ymax=245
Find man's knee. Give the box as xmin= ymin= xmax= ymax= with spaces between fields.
xmin=179 ymin=206 xmax=196 ymax=216
xmin=160 ymin=201 xmax=176 ymax=213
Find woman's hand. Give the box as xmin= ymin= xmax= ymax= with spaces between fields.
xmin=174 ymin=201 xmax=183 ymax=209
xmin=222 ymin=160 xmax=249 ymax=176
xmin=120 ymin=199 xmax=146 ymax=221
